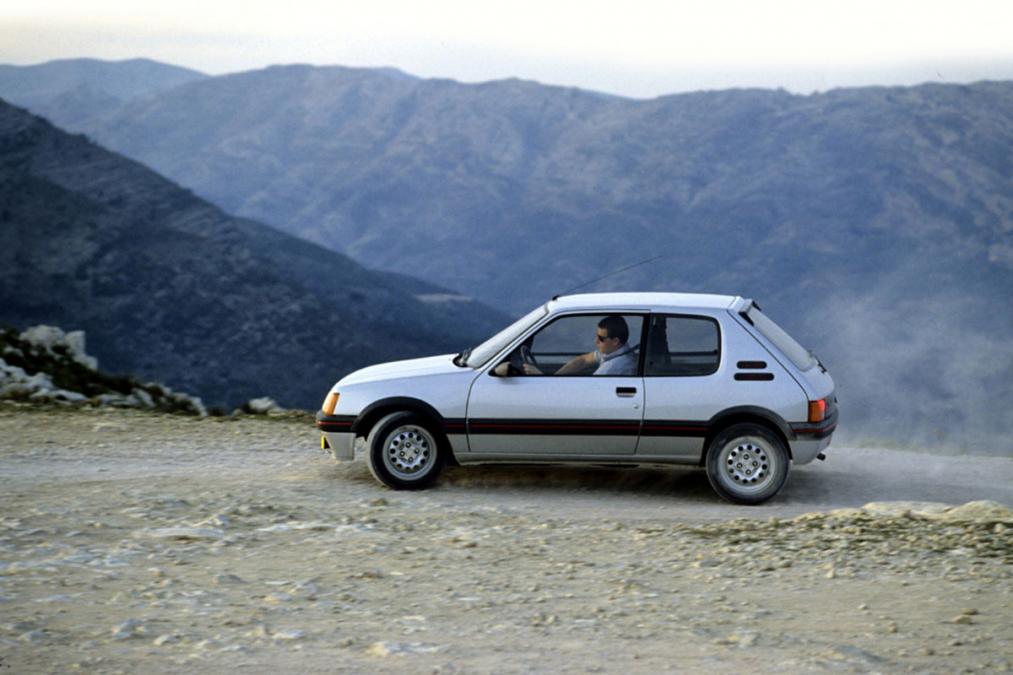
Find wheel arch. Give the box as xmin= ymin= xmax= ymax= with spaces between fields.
xmin=352 ymin=397 xmax=457 ymax=464
xmin=701 ymin=406 xmax=793 ymax=465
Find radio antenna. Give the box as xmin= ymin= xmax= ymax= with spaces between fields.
xmin=552 ymin=255 xmax=665 ymax=300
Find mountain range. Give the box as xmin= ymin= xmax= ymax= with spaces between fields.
xmin=1 ymin=59 xmax=1010 ymax=447
xmin=0 ymin=99 xmax=507 ymax=409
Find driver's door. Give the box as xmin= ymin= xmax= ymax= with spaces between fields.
xmin=466 ymin=313 xmax=645 ymax=457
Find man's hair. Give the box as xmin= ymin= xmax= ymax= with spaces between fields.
xmin=598 ymin=315 xmax=629 ymax=344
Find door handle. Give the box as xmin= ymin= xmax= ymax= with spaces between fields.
xmin=615 ymin=387 xmax=637 ymax=397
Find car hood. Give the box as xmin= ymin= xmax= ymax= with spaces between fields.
xmin=338 ymin=354 xmax=464 ymax=386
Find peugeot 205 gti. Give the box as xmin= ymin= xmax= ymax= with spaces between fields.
xmin=316 ymin=293 xmax=837 ymax=504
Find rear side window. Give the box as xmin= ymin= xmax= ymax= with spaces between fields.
xmin=746 ymin=306 xmax=815 ymax=371
xmin=644 ymin=315 xmax=720 ymax=376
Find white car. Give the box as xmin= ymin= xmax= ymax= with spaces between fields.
xmin=316 ymin=293 xmax=837 ymax=504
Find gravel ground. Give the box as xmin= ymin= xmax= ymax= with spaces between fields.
xmin=1 ymin=404 xmax=1011 ymax=673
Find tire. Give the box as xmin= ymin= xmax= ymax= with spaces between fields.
xmin=705 ymin=423 xmax=790 ymax=505
xmin=366 ymin=412 xmax=446 ymax=490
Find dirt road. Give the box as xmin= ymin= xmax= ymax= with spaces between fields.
xmin=1 ymin=405 xmax=1011 ymax=673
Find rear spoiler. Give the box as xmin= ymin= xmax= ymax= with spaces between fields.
xmin=730 ymin=297 xmax=760 ymax=324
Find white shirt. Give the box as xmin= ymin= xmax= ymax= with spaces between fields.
xmin=593 ymin=344 xmax=637 ymax=375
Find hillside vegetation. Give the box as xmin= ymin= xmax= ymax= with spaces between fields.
xmin=0 ymin=100 xmax=507 ymax=409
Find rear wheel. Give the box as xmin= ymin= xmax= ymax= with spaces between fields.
xmin=366 ymin=412 xmax=446 ymax=490
xmin=705 ymin=423 xmax=789 ymax=505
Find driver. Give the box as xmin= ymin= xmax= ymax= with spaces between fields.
xmin=524 ymin=315 xmax=637 ymax=376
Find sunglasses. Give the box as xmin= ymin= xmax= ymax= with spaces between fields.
xmin=595 ymin=333 xmax=614 ymax=343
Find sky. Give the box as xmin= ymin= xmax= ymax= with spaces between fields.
xmin=3 ymin=0 xmax=1013 ymax=98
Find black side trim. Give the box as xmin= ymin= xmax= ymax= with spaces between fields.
xmin=462 ymin=418 xmax=712 ymax=438
xmin=736 ymin=360 xmax=767 ymax=369
xmin=790 ymin=422 xmax=837 ymax=439
xmin=467 ymin=418 xmax=641 ymax=436
xmin=734 ymin=372 xmax=774 ymax=381
xmin=640 ymin=420 xmax=709 ymax=437
xmin=443 ymin=418 xmax=467 ymax=434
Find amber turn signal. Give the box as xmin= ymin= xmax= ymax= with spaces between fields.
xmin=808 ymin=399 xmax=826 ymax=423
xmin=322 ymin=392 xmax=340 ymax=415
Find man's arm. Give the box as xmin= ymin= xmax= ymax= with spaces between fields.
xmin=554 ymin=352 xmax=596 ymax=375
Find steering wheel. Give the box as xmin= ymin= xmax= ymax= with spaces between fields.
xmin=520 ymin=344 xmax=538 ymax=366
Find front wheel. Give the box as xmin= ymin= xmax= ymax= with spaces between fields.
xmin=366 ymin=412 xmax=446 ymax=490
xmin=705 ymin=423 xmax=790 ymax=505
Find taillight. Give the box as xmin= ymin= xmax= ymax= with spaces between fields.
xmin=322 ymin=392 xmax=340 ymax=415
xmin=808 ymin=399 xmax=826 ymax=423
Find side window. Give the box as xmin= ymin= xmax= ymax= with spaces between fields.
xmin=520 ymin=314 xmax=644 ymax=376
xmin=644 ymin=315 xmax=720 ymax=376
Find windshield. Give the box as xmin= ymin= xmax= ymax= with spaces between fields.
xmin=746 ymin=305 xmax=816 ymax=371
xmin=464 ymin=304 xmax=548 ymax=368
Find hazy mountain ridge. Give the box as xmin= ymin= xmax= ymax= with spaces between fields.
xmin=3 ymin=61 xmax=1011 ymax=447
xmin=0 ymin=58 xmax=208 ymax=129
xmin=0 ymin=100 xmax=508 ymax=408
xmin=53 ymin=68 xmax=1012 ymax=308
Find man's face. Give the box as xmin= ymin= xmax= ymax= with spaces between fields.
xmin=595 ymin=328 xmax=620 ymax=355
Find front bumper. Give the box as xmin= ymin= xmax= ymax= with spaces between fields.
xmin=316 ymin=411 xmax=357 ymax=461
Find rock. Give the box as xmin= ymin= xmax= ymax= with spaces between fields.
xmin=134 ymin=527 xmax=224 ymax=541
xmin=111 ymin=619 xmax=146 ymax=640
xmin=960 ymin=607 xmax=979 ymax=616
xmin=30 ymin=388 xmax=87 ymax=403
xmin=861 ymin=501 xmax=952 ymax=518
xmin=273 ymin=629 xmax=305 ymax=641
xmin=19 ymin=629 xmax=47 ymax=642
xmin=153 ymin=634 xmax=178 ymax=646
xmin=365 ymin=641 xmax=441 ymax=656
xmin=240 ymin=397 xmax=284 ymax=415
xmin=199 ymin=514 xmax=230 ymax=528
xmin=937 ymin=501 xmax=1013 ymax=524
xmin=20 ymin=326 xmax=98 ymax=370
xmin=247 ymin=624 xmax=271 ymax=639
xmin=214 ymin=573 xmax=245 ymax=585
xmin=131 ymin=388 xmax=155 ymax=408
xmin=952 ymin=615 xmax=974 ymax=625
xmin=257 ymin=521 xmax=333 ymax=533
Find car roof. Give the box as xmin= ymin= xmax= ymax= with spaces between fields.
xmin=547 ymin=292 xmax=741 ymax=312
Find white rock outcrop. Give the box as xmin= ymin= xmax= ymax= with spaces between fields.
xmin=20 ymin=325 xmax=99 ymax=370
xmin=1 ymin=325 xmax=206 ymax=415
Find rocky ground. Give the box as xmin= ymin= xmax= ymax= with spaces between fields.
xmin=1 ymin=404 xmax=1010 ymax=673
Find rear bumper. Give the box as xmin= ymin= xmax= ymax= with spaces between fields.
xmin=789 ymin=434 xmax=833 ymax=464
xmin=789 ymin=415 xmax=837 ymax=464
xmin=316 ymin=412 xmax=357 ymax=461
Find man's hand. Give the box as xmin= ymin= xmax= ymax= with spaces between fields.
xmin=522 ymin=363 xmax=544 ymax=375
xmin=555 ymin=352 xmax=596 ymax=375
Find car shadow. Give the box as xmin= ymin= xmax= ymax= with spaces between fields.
xmin=439 ymin=463 xmax=716 ymax=500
